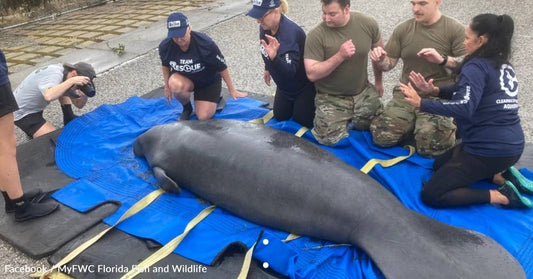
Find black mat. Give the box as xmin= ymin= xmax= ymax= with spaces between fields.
xmin=0 ymin=129 xmax=119 ymax=259
xmin=49 ymin=223 xmax=285 ymax=279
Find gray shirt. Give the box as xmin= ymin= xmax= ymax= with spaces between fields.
xmin=13 ymin=64 xmax=64 ymax=121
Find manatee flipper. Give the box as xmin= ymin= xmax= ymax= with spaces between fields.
xmin=133 ymin=138 xmax=143 ymax=157
xmin=153 ymin=166 xmax=181 ymax=194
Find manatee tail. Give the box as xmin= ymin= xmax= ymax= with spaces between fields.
xmin=153 ymin=167 xmax=181 ymax=194
xmin=353 ymin=210 xmax=526 ymax=279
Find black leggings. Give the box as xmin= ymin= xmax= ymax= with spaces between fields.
xmin=273 ymin=83 xmax=316 ymax=128
xmin=421 ymin=144 xmax=520 ymax=208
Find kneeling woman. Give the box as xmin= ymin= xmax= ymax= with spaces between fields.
xmin=159 ymin=12 xmax=247 ymax=120
xmin=400 ymin=14 xmax=532 ymax=209
xmin=246 ymin=0 xmax=315 ymax=127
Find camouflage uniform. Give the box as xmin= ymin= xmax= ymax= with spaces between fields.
xmin=370 ymin=15 xmax=465 ymax=157
xmin=305 ymin=12 xmax=382 ymax=146
xmin=370 ymin=87 xmax=456 ymax=157
xmin=312 ymin=84 xmax=383 ymax=146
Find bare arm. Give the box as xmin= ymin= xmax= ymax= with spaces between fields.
xmin=220 ymin=68 xmax=247 ymax=100
xmin=161 ymin=66 xmax=172 ymax=103
xmin=417 ymin=48 xmax=464 ymax=70
xmin=304 ymin=39 xmax=355 ymax=82
xmin=71 ymin=92 xmax=88 ymax=108
xmin=447 ymin=56 xmax=464 ymax=69
xmin=371 ymin=38 xmax=385 ymax=97
xmin=43 ymin=76 xmax=89 ymax=102
xmin=369 ymin=46 xmax=399 ymax=72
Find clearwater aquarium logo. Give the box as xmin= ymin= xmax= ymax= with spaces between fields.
xmin=500 ymin=64 xmax=518 ymax=97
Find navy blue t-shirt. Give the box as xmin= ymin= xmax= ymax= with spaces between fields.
xmin=0 ymin=50 xmax=9 ymax=86
xmin=421 ymin=58 xmax=524 ymax=157
xmin=260 ymin=15 xmax=312 ymax=98
xmin=159 ymin=31 xmax=227 ymax=89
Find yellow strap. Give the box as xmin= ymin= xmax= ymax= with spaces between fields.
xmin=294 ymin=127 xmax=308 ymax=138
xmin=237 ymin=231 xmax=265 ymax=279
xmin=360 ymin=145 xmax=416 ymax=174
xmin=37 ymin=271 xmax=74 ymax=279
xmin=120 ymin=205 xmax=216 ymax=279
xmin=31 ymin=189 xmax=165 ymax=279
xmin=248 ymin=110 xmax=274 ymax=125
xmin=237 ymin=241 xmax=257 ymax=279
xmin=282 ymin=233 xmax=301 ymax=243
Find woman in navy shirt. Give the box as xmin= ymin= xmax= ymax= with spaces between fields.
xmin=246 ymin=0 xmax=315 ymax=127
xmin=400 ymin=14 xmax=531 ymax=209
xmin=159 ymin=12 xmax=247 ymax=120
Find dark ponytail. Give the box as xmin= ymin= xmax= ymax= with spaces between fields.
xmin=462 ymin=14 xmax=514 ymax=69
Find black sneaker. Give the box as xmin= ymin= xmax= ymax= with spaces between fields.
xmin=61 ymin=103 xmax=78 ymax=125
xmin=502 ymin=166 xmax=533 ymax=195
xmin=216 ymin=96 xmax=226 ymax=112
xmin=15 ymin=200 xmax=59 ymax=222
xmin=498 ymin=181 xmax=533 ymax=209
xmin=5 ymin=189 xmax=45 ymax=213
xmin=179 ymin=102 xmax=193 ymax=121
xmin=63 ymin=114 xmax=78 ymax=125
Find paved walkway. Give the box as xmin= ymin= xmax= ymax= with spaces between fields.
xmin=2 ymin=0 xmax=215 ymax=72
xmin=1 ymin=0 xmax=240 ymax=87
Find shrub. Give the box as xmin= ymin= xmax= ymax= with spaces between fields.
xmin=1 ymin=0 xmax=52 ymax=13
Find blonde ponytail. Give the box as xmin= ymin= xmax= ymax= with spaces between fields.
xmin=279 ymin=0 xmax=289 ymax=14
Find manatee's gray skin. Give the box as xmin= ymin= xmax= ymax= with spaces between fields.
xmin=133 ymin=119 xmax=525 ymax=279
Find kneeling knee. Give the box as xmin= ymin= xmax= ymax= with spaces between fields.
xmin=420 ymin=187 xmax=443 ymax=208
xmin=195 ymin=111 xmax=214 ymax=121
xmin=369 ymin=118 xmax=406 ymax=147
xmin=370 ymin=128 xmax=402 ymax=147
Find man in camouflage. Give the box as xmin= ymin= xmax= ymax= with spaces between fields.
xmin=369 ymin=0 xmax=466 ymax=157
xmin=304 ymin=0 xmax=384 ymax=146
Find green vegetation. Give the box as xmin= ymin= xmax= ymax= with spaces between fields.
xmin=1 ymin=0 xmax=52 ymax=13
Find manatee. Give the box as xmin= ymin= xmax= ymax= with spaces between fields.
xmin=133 ymin=119 xmax=525 ymax=279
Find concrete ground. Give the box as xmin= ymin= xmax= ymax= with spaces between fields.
xmin=1 ymin=0 xmax=532 ymax=278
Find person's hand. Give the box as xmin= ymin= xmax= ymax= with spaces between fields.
xmin=263 ymin=70 xmax=271 ymax=86
xmin=230 ymin=89 xmax=248 ymax=100
xmin=69 ymin=75 xmax=90 ymax=87
xmin=399 ymin=82 xmax=421 ymax=108
xmin=261 ymin=34 xmax=280 ymax=61
xmin=417 ymin=48 xmax=445 ymax=65
xmin=164 ymin=86 xmax=172 ymax=104
xmin=76 ymin=90 xmax=88 ymax=98
xmin=408 ymin=71 xmax=435 ymax=95
xmin=338 ymin=39 xmax=356 ymax=60
xmin=370 ymin=46 xmax=387 ymax=62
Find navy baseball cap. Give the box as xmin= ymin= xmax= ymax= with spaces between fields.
xmin=167 ymin=12 xmax=189 ymax=38
xmin=246 ymin=0 xmax=281 ymax=19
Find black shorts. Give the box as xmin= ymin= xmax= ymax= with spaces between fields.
xmin=14 ymin=111 xmax=46 ymax=137
xmin=193 ymin=78 xmax=221 ymax=103
xmin=0 ymin=82 xmax=19 ymax=118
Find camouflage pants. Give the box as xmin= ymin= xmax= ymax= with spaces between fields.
xmin=370 ymin=87 xmax=456 ymax=157
xmin=312 ymin=84 xmax=383 ymax=146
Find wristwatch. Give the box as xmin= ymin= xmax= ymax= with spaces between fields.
xmin=439 ymin=53 xmax=448 ymax=66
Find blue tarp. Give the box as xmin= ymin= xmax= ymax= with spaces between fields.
xmin=53 ymin=96 xmax=533 ymax=278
